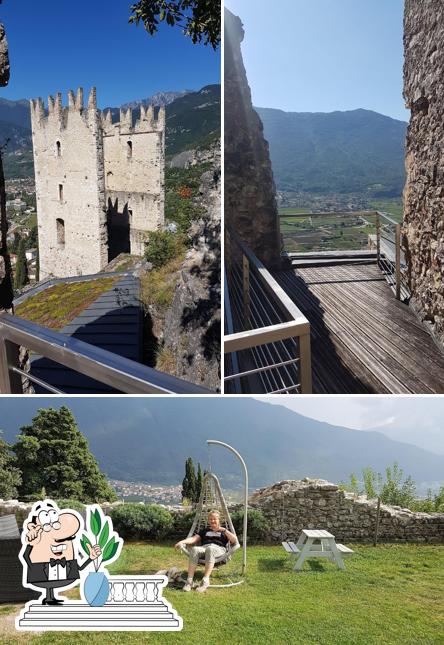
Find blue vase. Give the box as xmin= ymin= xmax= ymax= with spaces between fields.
xmin=83 ymin=571 xmax=110 ymax=607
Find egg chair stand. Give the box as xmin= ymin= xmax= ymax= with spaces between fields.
xmin=180 ymin=440 xmax=248 ymax=588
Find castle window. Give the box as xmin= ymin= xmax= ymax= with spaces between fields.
xmin=56 ymin=218 xmax=65 ymax=246
xmin=56 ymin=141 xmax=61 ymax=157
xmin=127 ymin=140 xmax=133 ymax=159
xmin=59 ymin=184 xmax=63 ymax=201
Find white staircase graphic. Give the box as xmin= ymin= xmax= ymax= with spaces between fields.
xmin=16 ymin=576 xmax=182 ymax=632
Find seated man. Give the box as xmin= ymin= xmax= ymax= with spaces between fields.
xmin=175 ymin=510 xmax=237 ymax=593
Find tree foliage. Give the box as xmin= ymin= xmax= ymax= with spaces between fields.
xmin=129 ymin=0 xmax=220 ymax=49
xmin=341 ymin=462 xmax=417 ymax=509
xmin=0 ymin=430 xmax=21 ymax=499
xmin=144 ymin=229 xmax=178 ymax=268
xmin=182 ymin=456 xmax=197 ymax=503
xmin=14 ymin=237 xmax=29 ymax=290
xmin=181 ymin=457 xmax=203 ymax=504
xmin=13 ymin=406 xmax=117 ymax=503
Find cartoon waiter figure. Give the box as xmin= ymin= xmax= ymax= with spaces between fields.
xmin=20 ymin=500 xmax=101 ymax=605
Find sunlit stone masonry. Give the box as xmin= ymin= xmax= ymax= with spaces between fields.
xmin=31 ymin=88 xmax=165 ymax=279
xmin=403 ymin=0 xmax=444 ymax=344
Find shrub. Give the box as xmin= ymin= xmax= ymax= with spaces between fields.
xmin=168 ymin=510 xmax=195 ymax=540
xmin=110 ymin=504 xmax=173 ymax=540
xmin=231 ymin=509 xmax=268 ymax=544
xmin=144 ymin=230 xmax=177 ymax=268
xmin=56 ymin=499 xmax=85 ymax=514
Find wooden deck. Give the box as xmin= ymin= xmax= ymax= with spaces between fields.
xmin=274 ymin=262 xmax=444 ymax=394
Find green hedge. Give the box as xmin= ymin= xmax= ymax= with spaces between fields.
xmin=110 ymin=504 xmax=173 ymax=540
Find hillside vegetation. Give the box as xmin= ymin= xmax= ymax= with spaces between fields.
xmin=257 ymin=107 xmax=406 ymax=198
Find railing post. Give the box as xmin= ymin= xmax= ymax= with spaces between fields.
xmin=375 ymin=212 xmax=381 ymax=262
xmin=395 ymin=224 xmax=401 ymax=300
xmin=242 ymin=253 xmax=250 ymax=328
xmin=0 ymin=333 xmax=22 ymax=393
xmin=299 ymin=332 xmax=312 ymax=394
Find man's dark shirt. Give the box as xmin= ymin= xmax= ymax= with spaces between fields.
xmin=197 ymin=527 xmax=229 ymax=549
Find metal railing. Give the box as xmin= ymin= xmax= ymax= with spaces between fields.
xmin=0 ymin=312 xmax=211 ymax=394
xmin=224 ymin=228 xmax=312 ymax=394
xmin=375 ymin=211 xmax=408 ymax=301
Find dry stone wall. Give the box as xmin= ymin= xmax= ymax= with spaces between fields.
xmin=224 ymin=9 xmax=281 ymax=268
xmin=403 ymin=1 xmax=444 ymax=343
xmin=250 ymin=479 xmax=444 ymax=543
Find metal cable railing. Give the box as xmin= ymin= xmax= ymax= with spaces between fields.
xmin=0 ymin=312 xmax=211 ymax=394
xmin=224 ymin=228 xmax=312 ymax=394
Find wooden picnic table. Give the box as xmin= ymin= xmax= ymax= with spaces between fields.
xmin=282 ymin=529 xmax=354 ymax=571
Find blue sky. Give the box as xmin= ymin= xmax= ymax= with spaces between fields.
xmin=225 ymin=0 xmax=408 ymax=121
xmin=0 ymin=0 xmax=220 ymax=107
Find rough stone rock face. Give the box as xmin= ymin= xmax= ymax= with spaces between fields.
xmin=403 ymin=1 xmax=444 ymax=343
xmin=250 ymin=479 xmax=444 ymax=543
xmin=0 ymin=22 xmax=12 ymax=311
xmin=162 ymin=165 xmax=221 ymax=391
xmin=224 ymin=9 xmax=281 ymax=268
xmin=0 ymin=24 xmax=10 ymax=87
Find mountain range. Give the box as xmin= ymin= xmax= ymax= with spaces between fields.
xmin=256 ymin=107 xmax=407 ymax=198
xmin=1 ymin=398 xmax=442 ymax=491
xmin=0 ymin=84 xmax=220 ymax=176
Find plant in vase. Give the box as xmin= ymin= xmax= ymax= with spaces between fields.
xmin=80 ymin=506 xmax=123 ymax=607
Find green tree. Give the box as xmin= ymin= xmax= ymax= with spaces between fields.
xmin=380 ymin=462 xmax=416 ymax=507
xmin=14 ymin=237 xmax=29 ymax=289
xmin=129 ymin=0 xmax=220 ymax=49
xmin=13 ymin=406 xmax=117 ymax=503
xmin=182 ymin=457 xmax=197 ymax=503
xmin=0 ymin=430 xmax=21 ymax=499
xmin=362 ymin=466 xmax=382 ymax=499
xmin=196 ymin=462 xmax=203 ymax=502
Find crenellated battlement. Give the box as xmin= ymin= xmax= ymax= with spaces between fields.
xmin=101 ymin=104 xmax=165 ymax=136
xmin=31 ymin=85 xmax=164 ymax=279
xmin=30 ymin=87 xmax=98 ymax=129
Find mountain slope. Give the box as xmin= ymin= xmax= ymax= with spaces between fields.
xmin=256 ymin=107 xmax=407 ymax=198
xmin=0 ymin=84 xmax=220 ymax=177
xmin=1 ymin=398 xmax=442 ymax=489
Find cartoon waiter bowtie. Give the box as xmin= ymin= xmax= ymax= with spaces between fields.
xmin=23 ymin=501 xmax=101 ymax=605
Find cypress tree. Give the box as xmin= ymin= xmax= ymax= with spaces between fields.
xmin=196 ymin=462 xmax=203 ymax=503
xmin=182 ymin=457 xmax=197 ymax=503
xmin=13 ymin=406 xmax=117 ymax=503
xmin=14 ymin=237 xmax=29 ymax=289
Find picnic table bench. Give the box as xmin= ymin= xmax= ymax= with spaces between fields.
xmin=282 ymin=529 xmax=354 ymax=571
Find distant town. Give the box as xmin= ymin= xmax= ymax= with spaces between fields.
xmin=109 ymin=480 xmax=183 ymax=509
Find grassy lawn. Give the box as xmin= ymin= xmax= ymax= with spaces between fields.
xmin=2 ymin=543 xmax=443 ymax=644
xmin=15 ymin=278 xmax=119 ymax=331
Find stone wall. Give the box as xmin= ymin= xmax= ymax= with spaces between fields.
xmin=0 ymin=22 xmax=12 ymax=310
xmin=250 ymin=479 xmax=444 ymax=543
xmin=403 ymin=1 xmax=444 ymax=344
xmin=103 ymin=105 xmax=165 ymax=257
xmin=31 ymin=89 xmax=165 ymax=279
xmin=224 ymin=9 xmax=281 ymax=268
xmin=31 ymin=89 xmax=108 ymax=279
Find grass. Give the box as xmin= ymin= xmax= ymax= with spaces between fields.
xmin=369 ymin=199 xmax=404 ymax=223
xmin=15 ymin=278 xmax=119 ymax=330
xmin=2 ymin=543 xmax=443 ymax=644
xmin=140 ymin=250 xmax=186 ymax=315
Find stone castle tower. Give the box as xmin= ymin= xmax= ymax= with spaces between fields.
xmin=30 ymin=87 xmax=164 ymax=279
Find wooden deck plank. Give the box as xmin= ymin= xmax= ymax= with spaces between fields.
xmin=274 ymin=263 xmax=444 ymax=394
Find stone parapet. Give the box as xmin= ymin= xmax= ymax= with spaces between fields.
xmin=250 ymin=479 xmax=444 ymax=543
